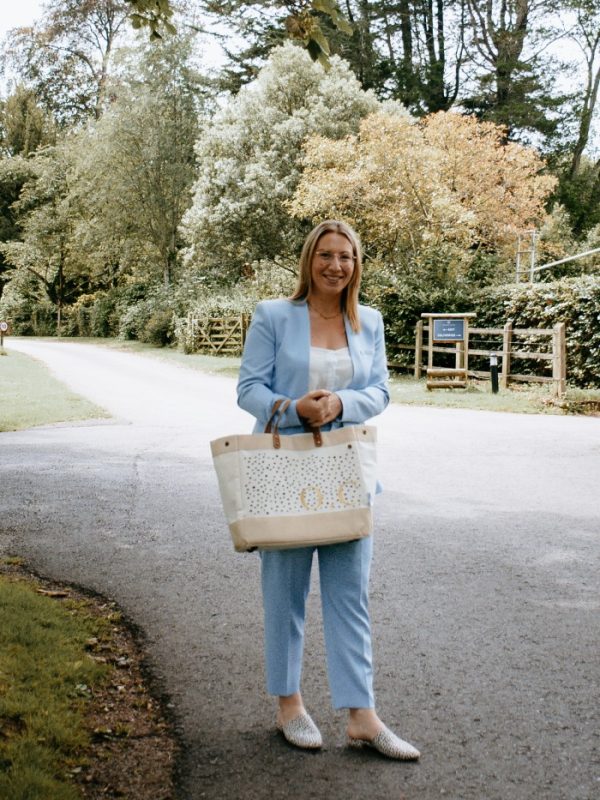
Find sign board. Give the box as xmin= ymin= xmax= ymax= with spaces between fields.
xmin=432 ymin=318 xmax=465 ymax=342
xmin=0 ymin=322 xmax=8 ymax=332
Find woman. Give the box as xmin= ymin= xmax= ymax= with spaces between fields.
xmin=237 ymin=220 xmax=420 ymax=760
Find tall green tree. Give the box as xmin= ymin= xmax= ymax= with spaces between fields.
xmin=179 ymin=1 xmax=468 ymax=113
xmin=0 ymin=86 xmax=56 ymax=157
xmin=71 ymin=36 xmax=202 ymax=288
xmin=564 ymin=0 xmax=600 ymax=179
xmin=0 ymin=145 xmax=82 ymax=332
xmin=0 ymin=157 xmax=37 ymax=298
xmin=328 ymin=0 xmax=468 ymax=113
xmin=462 ymin=0 xmax=561 ymax=138
xmin=0 ymin=88 xmax=56 ymax=298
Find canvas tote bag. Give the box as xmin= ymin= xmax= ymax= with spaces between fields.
xmin=210 ymin=399 xmax=378 ymax=552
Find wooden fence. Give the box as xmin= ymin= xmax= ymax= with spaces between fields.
xmin=186 ymin=314 xmax=568 ymax=397
xmin=388 ymin=320 xmax=567 ymax=397
xmin=185 ymin=314 xmax=250 ymax=355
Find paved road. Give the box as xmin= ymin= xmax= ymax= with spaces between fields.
xmin=1 ymin=339 xmax=599 ymax=800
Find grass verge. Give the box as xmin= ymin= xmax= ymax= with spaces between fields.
xmin=0 ymin=558 xmax=176 ymax=800
xmin=0 ymin=561 xmax=108 ymax=799
xmin=387 ymin=374 xmax=588 ymax=415
xmin=1 ymin=349 xmax=108 ymax=432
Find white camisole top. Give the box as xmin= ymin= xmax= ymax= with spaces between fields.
xmin=308 ymin=346 xmax=353 ymax=392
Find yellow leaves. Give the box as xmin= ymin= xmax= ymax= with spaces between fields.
xmin=290 ymin=110 xmax=557 ymax=274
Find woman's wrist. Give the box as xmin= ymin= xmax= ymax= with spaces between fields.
xmin=332 ymin=393 xmax=343 ymax=421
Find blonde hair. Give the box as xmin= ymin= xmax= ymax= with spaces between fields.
xmin=290 ymin=220 xmax=362 ymax=332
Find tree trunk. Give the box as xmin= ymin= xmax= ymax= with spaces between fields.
xmin=466 ymin=0 xmax=532 ymax=131
xmin=492 ymin=0 xmax=529 ymax=124
xmin=569 ymin=60 xmax=600 ymax=178
xmin=57 ymin=260 xmax=63 ymax=337
xmin=422 ymin=0 xmax=450 ymax=111
xmin=399 ymin=0 xmax=413 ymax=67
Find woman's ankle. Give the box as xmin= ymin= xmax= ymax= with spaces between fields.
xmin=347 ymin=708 xmax=384 ymax=740
xmin=277 ymin=693 xmax=305 ymax=723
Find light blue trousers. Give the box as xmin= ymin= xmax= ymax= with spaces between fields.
xmin=260 ymin=536 xmax=374 ymax=710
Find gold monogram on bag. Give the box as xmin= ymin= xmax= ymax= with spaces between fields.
xmin=299 ymin=480 xmax=361 ymax=511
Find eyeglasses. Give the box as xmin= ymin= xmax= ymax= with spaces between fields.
xmin=315 ymin=251 xmax=355 ymax=266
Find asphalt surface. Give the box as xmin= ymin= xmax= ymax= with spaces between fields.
xmin=1 ymin=339 xmax=599 ymax=800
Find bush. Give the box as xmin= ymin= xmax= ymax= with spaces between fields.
xmin=361 ymin=268 xmax=472 ymax=368
xmin=140 ymin=308 xmax=175 ymax=346
xmin=61 ymin=293 xmax=119 ymax=337
xmin=117 ymin=300 xmax=150 ymax=341
xmin=0 ymin=281 xmax=57 ymax=335
xmin=472 ymin=276 xmax=600 ymax=387
xmin=363 ymin=270 xmax=600 ymax=387
xmin=89 ymin=294 xmax=119 ymax=337
xmin=117 ymin=289 xmax=176 ymax=346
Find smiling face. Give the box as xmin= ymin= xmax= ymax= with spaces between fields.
xmin=309 ymin=232 xmax=355 ymax=301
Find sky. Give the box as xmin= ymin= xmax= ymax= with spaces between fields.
xmin=0 ymin=0 xmax=44 ymax=37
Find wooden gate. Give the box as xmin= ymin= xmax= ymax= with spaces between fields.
xmin=186 ymin=314 xmax=249 ymax=355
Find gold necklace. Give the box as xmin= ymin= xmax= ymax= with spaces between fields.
xmin=308 ymin=302 xmax=342 ymax=320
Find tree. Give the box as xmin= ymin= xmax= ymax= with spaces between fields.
xmin=71 ymin=36 xmax=202 ymax=288
xmin=332 ymin=0 xmax=469 ymax=113
xmin=564 ymin=0 xmax=600 ymax=179
xmin=126 ymin=1 xmax=583 ymax=151
xmin=462 ymin=0 xmax=561 ymax=138
xmin=0 ymin=144 xmax=81 ymax=332
xmin=556 ymin=155 xmax=600 ymax=235
xmin=289 ymin=110 xmax=557 ymax=282
xmin=180 ymin=41 xmax=398 ymax=281
xmin=1 ymin=35 xmax=202 ymax=328
xmin=182 ymin=1 xmax=469 ymax=114
xmin=125 ymin=0 xmax=352 ymax=65
xmin=0 ymin=86 xmax=55 ymax=298
xmin=0 ymin=86 xmax=56 ymax=157
xmin=2 ymin=0 xmax=129 ymax=126
xmin=0 ymin=156 xmax=37 ymax=298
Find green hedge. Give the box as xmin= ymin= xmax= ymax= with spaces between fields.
xmin=363 ymin=278 xmax=473 ymax=370
xmin=370 ymin=276 xmax=600 ymax=388
xmin=472 ymin=277 xmax=600 ymax=388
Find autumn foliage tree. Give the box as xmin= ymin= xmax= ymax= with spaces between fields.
xmin=289 ymin=111 xmax=557 ymax=283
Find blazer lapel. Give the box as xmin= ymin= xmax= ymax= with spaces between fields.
xmin=344 ymin=313 xmax=364 ymax=388
xmin=289 ymin=300 xmax=311 ymax=396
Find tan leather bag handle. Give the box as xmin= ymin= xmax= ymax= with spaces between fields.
xmin=265 ymin=399 xmax=323 ymax=448
xmin=264 ymin=398 xmax=290 ymax=433
xmin=302 ymin=421 xmax=323 ymax=447
xmin=265 ymin=398 xmax=291 ymax=448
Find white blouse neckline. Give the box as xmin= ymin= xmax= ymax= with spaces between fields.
xmin=308 ymin=345 xmax=353 ymax=392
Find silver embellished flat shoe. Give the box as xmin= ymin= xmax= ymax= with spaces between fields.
xmin=348 ymin=727 xmax=420 ymax=760
xmin=276 ymin=712 xmax=323 ymax=750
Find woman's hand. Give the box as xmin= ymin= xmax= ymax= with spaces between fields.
xmin=296 ymin=390 xmax=342 ymax=427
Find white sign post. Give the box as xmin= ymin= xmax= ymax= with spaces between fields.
xmin=0 ymin=320 xmax=8 ymax=351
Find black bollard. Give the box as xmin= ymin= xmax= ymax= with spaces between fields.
xmin=490 ymin=352 xmax=499 ymax=394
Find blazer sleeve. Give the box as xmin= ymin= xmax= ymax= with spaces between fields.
xmin=236 ymin=302 xmax=301 ymax=428
xmin=336 ymin=310 xmax=390 ymax=423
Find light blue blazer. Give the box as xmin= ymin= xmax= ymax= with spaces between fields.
xmin=237 ymin=298 xmax=389 ymax=434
